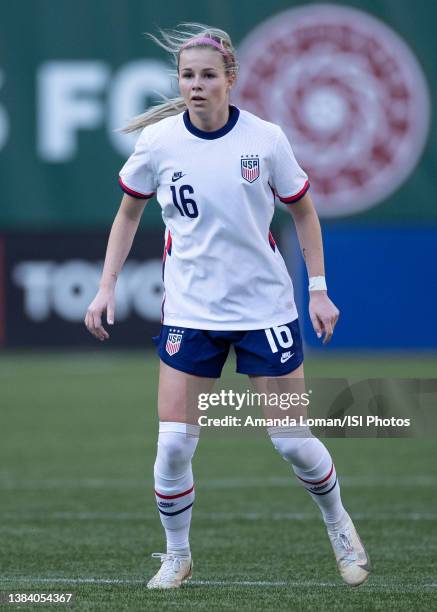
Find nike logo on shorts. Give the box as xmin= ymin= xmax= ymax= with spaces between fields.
xmin=280 ymin=351 xmax=294 ymax=363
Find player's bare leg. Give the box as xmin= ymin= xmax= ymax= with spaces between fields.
xmin=249 ymin=365 xmax=370 ymax=586
xmin=147 ymin=360 xmax=216 ymax=589
xmin=157 ymin=359 xmax=216 ymax=423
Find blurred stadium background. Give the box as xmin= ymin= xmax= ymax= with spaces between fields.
xmin=1 ymin=1 xmax=436 ymax=609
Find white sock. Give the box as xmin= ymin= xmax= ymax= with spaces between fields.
xmin=153 ymin=422 xmax=200 ymax=556
xmin=268 ymin=425 xmax=345 ymax=525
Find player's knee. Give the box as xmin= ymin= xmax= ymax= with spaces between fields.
xmin=269 ymin=427 xmax=314 ymax=467
xmin=270 ymin=436 xmax=307 ymax=464
xmin=156 ymin=432 xmax=198 ymax=473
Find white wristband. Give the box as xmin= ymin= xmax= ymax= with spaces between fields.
xmin=308 ymin=276 xmax=327 ymax=291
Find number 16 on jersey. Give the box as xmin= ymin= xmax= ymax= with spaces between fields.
xmin=170 ymin=184 xmax=199 ymax=218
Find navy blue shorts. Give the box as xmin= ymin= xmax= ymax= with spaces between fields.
xmin=152 ymin=319 xmax=304 ymax=378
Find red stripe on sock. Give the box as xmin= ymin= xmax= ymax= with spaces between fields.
xmin=297 ymin=463 xmax=334 ymax=485
xmin=154 ymin=484 xmax=194 ymax=500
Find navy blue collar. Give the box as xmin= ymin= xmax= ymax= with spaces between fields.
xmin=183 ymin=105 xmax=240 ymax=139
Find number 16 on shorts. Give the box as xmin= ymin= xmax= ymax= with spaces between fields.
xmin=264 ymin=324 xmax=294 ymax=353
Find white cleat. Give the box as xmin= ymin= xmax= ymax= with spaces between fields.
xmin=146 ymin=552 xmax=193 ymax=589
xmin=327 ymin=513 xmax=371 ymax=586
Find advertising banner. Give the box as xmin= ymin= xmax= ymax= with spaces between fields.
xmin=0 ymin=0 xmax=435 ymax=230
xmin=0 ymin=232 xmax=164 ymax=348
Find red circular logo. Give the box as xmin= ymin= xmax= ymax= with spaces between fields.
xmin=234 ymin=5 xmax=431 ymax=217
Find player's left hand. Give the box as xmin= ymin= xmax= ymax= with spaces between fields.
xmin=309 ymin=292 xmax=340 ymax=344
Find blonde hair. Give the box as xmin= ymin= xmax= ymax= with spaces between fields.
xmin=121 ymin=23 xmax=238 ymax=133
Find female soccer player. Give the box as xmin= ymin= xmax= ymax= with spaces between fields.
xmin=85 ymin=24 xmax=370 ymax=589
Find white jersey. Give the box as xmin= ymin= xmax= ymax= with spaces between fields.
xmin=119 ymin=106 xmax=309 ymax=330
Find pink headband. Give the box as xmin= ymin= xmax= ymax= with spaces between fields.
xmin=180 ymin=37 xmax=230 ymax=57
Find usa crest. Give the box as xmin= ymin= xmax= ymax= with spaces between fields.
xmin=165 ymin=329 xmax=184 ymax=356
xmin=241 ymin=157 xmax=260 ymax=183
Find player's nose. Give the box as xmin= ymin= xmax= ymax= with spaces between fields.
xmin=191 ymin=74 xmax=203 ymax=89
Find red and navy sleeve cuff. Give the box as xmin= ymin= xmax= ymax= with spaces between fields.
xmin=118 ymin=176 xmax=155 ymax=200
xmin=277 ymin=180 xmax=310 ymax=204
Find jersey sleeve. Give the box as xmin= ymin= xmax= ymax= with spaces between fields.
xmin=270 ymin=128 xmax=309 ymax=204
xmin=118 ymin=129 xmax=157 ymax=199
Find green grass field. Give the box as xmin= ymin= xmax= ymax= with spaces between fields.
xmin=1 ymin=351 xmax=437 ymax=610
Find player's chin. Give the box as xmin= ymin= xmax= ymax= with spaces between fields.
xmin=189 ymin=100 xmax=208 ymax=112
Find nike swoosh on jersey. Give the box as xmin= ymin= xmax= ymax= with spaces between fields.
xmin=171 ymin=172 xmax=186 ymax=182
xmin=280 ymin=352 xmax=295 ymax=363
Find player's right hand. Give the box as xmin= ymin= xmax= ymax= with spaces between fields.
xmin=84 ymin=289 xmax=115 ymax=341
